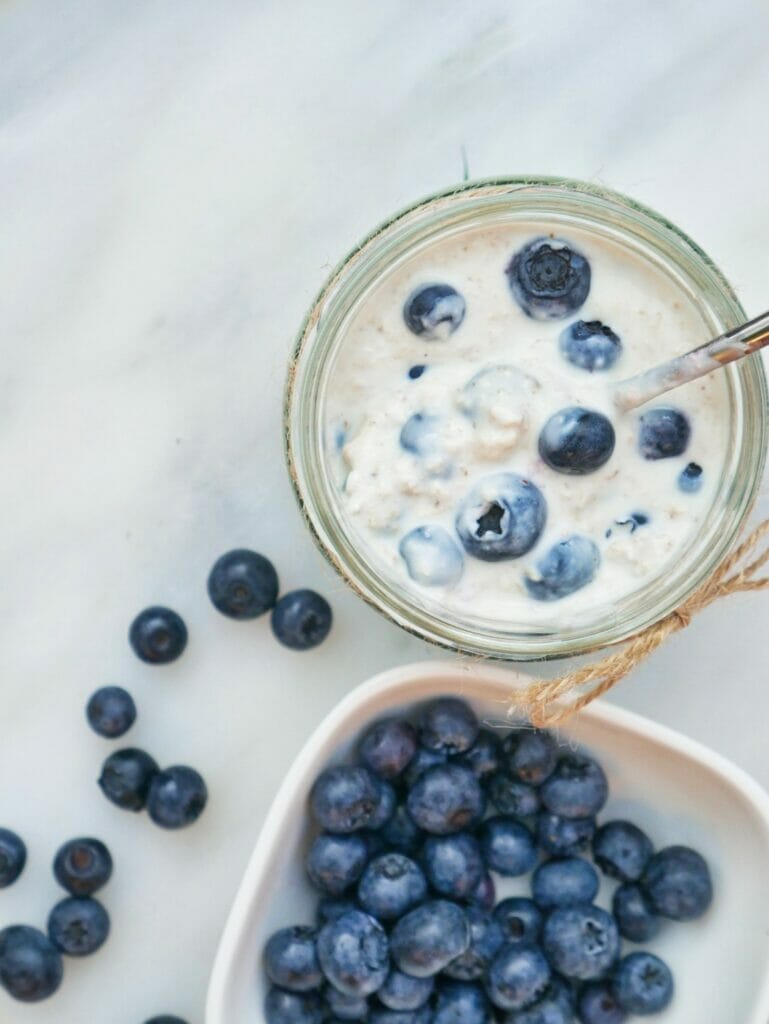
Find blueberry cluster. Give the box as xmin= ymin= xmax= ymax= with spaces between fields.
xmin=262 ymin=697 xmax=713 ymax=1023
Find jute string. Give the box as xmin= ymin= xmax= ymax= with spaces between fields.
xmin=513 ymin=518 xmax=769 ymax=728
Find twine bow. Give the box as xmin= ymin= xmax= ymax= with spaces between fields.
xmin=513 ymin=518 xmax=769 ymax=728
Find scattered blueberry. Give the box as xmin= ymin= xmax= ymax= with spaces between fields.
xmin=317 ymin=910 xmax=389 ymax=997
xmin=612 ymin=883 xmax=661 ymax=943
xmin=325 ymin=985 xmax=369 ymax=1020
xmin=403 ymin=745 xmax=448 ymax=787
xmin=478 ymin=816 xmax=537 ymax=876
xmin=399 ymin=526 xmax=464 ymax=587
xmin=457 ymin=729 xmax=501 ymax=782
xmin=265 ymin=986 xmax=324 ymax=1024
xmin=98 ymin=747 xmax=158 ymax=811
xmin=404 ymin=284 xmax=466 ymax=340
xmin=390 ymin=900 xmax=469 ymax=977
xmin=207 ymin=549 xmax=279 ymax=619
xmin=638 ymin=407 xmax=691 ymax=460
xmin=538 ymin=407 xmax=615 ymax=475
xmin=524 ymin=535 xmax=600 ymax=602
xmin=129 ymin=606 xmax=187 ymax=664
xmin=264 ymin=926 xmax=322 ymax=992
xmin=612 ymin=951 xmax=674 ymax=1015
xmin=532 ymin=857 xmax=599 ymax=909
xmin=359 ymin=719 xmax=417 ymax=780
xmin=406 ymin=764 xmax=485 ymax=835
xmin=0 ymin=829 xmax=26 ymax=888
xmin=488 ymin=774 xmax=540 ymax=817
xmin=678 ymin=461 xmax=703 ymax=493
xmin=380 ymin=804 xmax=423 ymax=856
xmin=419 ymin=697 xmax=479 ymax=755
xmin=542 ymin=904 xmax=620 ymax=981
xmin=378 ymin=970 xmax=433 ymax=1011
xmin=307 ymin=834 xmax=369 ymax=895
xmin=47 ymin=897 xmax=110 ymax=957
xmin=0 ymin=925 xmax=63 ymax=1002
xmin=592 ymin=820 xmax=653 ymax=882
xmin=433 ymin=978 xmax=492 ymax=1024
xmin=503 ymin=730 xmax=557 ymax=785
xmin=271 ymin=590 xmax=332 ymax=651
xmin=560 ymin=319 xmax=622 ymax=372
xmin=486 ymin=943 xmax=551 ymax=1011
xmin=147 ymin=765 xmax=208 ymax=829
xmin=311 ymin=766 xmax=382 ymax=834
xmin=422 ymin=832 xmax=484 ymax=900
xmin=408 ymin=364 xmax=426 ymax=380
xmin=86 ymin=686 xmax=137 ymax=739
xmin=455 ymin=473 xmax=547 ymax=561
xmin=357 ymin=854 xmax=427 ymax=921
xmin=577 ymin=981 xmax=628 ymax=1024
xmin=508 ymin=976 xmax=575 ymax=1024
xmin=641 ymin=845 xmax=713 ymax=920
xmin=492 ymin=897 xmax=543 ymax=946
xmin=507 ymin=237 xmax=591 ymax=320
xmin=540 ymin=754 xmax=608 ymax=819
xmin=443 ymin=906 xmax=504 ymax=981
xmin=536 ymin=812 xmax=596 ymax=857
xmin=53 ymin=837 xmax=113 ymax=896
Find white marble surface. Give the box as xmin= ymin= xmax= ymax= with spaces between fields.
xmin=2 ymin=1 xmax=769 ymax=1020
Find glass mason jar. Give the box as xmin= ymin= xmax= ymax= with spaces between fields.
xmin=285 ymin=178 xmax=768 ymax=660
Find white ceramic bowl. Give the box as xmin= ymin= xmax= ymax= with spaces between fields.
xmin=206 ymin=661 xmax=769 ymax=1024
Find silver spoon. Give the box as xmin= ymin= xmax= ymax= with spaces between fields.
xmin=612 ymin=310 xmax=769 ymax=412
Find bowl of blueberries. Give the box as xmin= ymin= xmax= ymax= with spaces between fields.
xmin=205 ymin=660 xmax=769 ymax=1024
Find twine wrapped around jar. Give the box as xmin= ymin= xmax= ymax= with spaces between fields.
xmin=513 ymin=518 xmax=769 ymax=727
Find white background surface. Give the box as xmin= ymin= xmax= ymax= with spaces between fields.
xmin=1 ymin=1 xmax=768 ymax=1020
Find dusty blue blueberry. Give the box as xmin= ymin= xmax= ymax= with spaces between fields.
xmin=456 ymin=729 xmax=502 ymax=781
xmin=525 ymin=536 xmax=600 ymax=602
xmin=507 ymin=237 xmax=591 ymax=320
xmin=488 ymin=774 xmax=540 ymax=817
xmin=469 ymin=872 xmax=496 ymax=911
xmin=369 ymin=1005 xmax=432 ymax=1024
xmin=271 ymin=590 xmax=332 ymax=651
xmin=443 ymin=906 xmax=504 ymax=981
xmin=678 ymin=461 xmax=703 ymax=493
xmin=536 ymin=812 xmax=596 ymax=856
xmin=378 ymin=970 xmax=433 ymax=1011
xmin=422 ymin=832 xmax=484 ymax=900
xmin=486 ymin=944 xmax=551 ymax=1011
xmin=434 ymin=979 xmax=493 ymax=1024
xmin=129 ymin=606 xmax=187 ymax=664
xmin=507 ymin=977 xmax=575 ymax=1024
xmin=147 ymin=765 xmax=207 ymax=829
xmin=264 ymin=927 xmax=322 ymax=992
xmin=399 ymin=526 xmax=464 ymax=587
xmin=420 ymin=697 xmax=479 ymax=755
xmin=455 ymin=473 xmax=547 ymax=561
xmin=207 ymin=549 xmax=279 ymax=619
xmin=390 ymin=900 xmax=470 ymax=978
xmin=316 ymin=898 xmax=359 ymax=926
xmin=368 ymin=781 xmax=397 ymax=830
xmin=407 ymin=764 xmax=485 ymax=836
xmin=325 ymin=985 xmax=369 ymax=1020
xmin=503 ymin=730 xmax=557 ymax=785
xmin=612 ymin=883 xmax=661 ymax=943
xmin=98 ymin=747 xmax=158 ymax=811
xmin=403 ymin=746 xmax=448 ymax=787
xmin=47 ymin=897 xmax=110 ymax=957
xmin=359 ymin=719 xmax=417 ymax=780
xmin=492 ymin=898 xmax=542 ymax=946
xmin=53 ymin=837 xmax=113 ymax=896
xmin=311 ymin=766 xmax=381 ymax=834
xmin=0 ymin=829 xmax=26 ymax=888
xmin=539 ymin=407 xmax=615 ymax=475
xmin=638 ymin=408 xmax=690 ymax=460
xmin=0 ymin=926 xmax=63 ymax=1003
xmin=540 ymin=755 xmax=608 ymax=819
xmin=560 ymin=320 xmax=621 ymax=372
xmin=357 ymin=854 xmax=427 ymax=921
xmin=86 ymin=686 xmax=137 ymax=739
xmin=577 ymin=981 xmax=627 ymax=1024
xmin=380 ymin=805 xmax=424 ymax=857
xmin=641 ymin=845 xmax=712 ymax=920
xmin=404 ymin=284 xmax=466 ymax=339
xmin=307 ymin=834 xmax=369 ymax=895
xmin=532 ymin=857 xmax=599 ymax=908
xmin=592 ymin=821 xmax=653 ymax=882
xmin=265 ymin=986 xmax=324 ymax=1024
xmin=317 ymin=910 xmax=389 ymax=997
xmin=478 ymin=817 xmax=537 ymax=876
xmin=542 ymin=904 xmax=620 ymax=981
xmin=612 ymin=952 xmax=673 ymax=1015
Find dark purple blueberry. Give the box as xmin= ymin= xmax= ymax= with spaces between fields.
xmin=442 ymin=906 xmax=504 ymax=982
xmin=560 ymin=320 xmax=621 ymax=372
xmin=455 ymin=473 xmax=547 ymax=561
xmin=486 ymin=944 xmax=551 ymax=1011
xmin=307 ymin=834 xmax=369 ymax=896
xmin=577 ymin=981 xmax=627 ymax=1024
xmin=641 ymin=845 xmax=712 ymax=920
xmin=357 ymin=854 xmax=427 ymax=921
xmin=638 ymin=407 xmax=690 ymax=460
xmin=264 ymin=926 xmax=322 ymax=992
xmin=390 ymin=900 xmax=470 ymax=978
xmin=488 ymin=774 xmax=540 ymax=817
xmin=478 ymin=817 xmax=536 ymax=876
xmin=271 ymin=590 xmax=332 ymax=651
xmin=359 ymin=719 xmax=417 ymax=780
xmin=129 ymin=606 xmax=187 ymax=664
xmin=0 ymin=829 xmax=26 ymax=888
xmin=207 ymin=549 xmax=279 ymax=619
xmin=86 ymin=686 xmax=137 ymax=739
xmin=98 ymin=747 xmax=158 ymax=811
xmin=507 ymin=237 xmax=591 ymax=321
xmin=310 ymin=766 xmax=381 ymax=834
xmin=456 ymin=729 xmax=502 ymax=781
xmin=539 ymin=407 xmax=615 ymax=475
xmin=47 ymin=897 xmax=110 ymax=957
xmin=531 ymin=857 xmax=599 ymax=909
xmin=592 ymin=820 xmax=653 ymax=882
xmin=540 ymin=754 xmax=608 ymax=819
xmin=612 ymin=883 xmax=661 ymax=943
xmin=264 ymin=986 xmax=324 ymax=1024
xmin=503 ymin=730 xmax=557 ymax=785
xmin=406 ymin=764 xmax=485 ymax=836
xmin=0 ymin=926 xmax=63 ymax=1003
xmin=422 ymin=833 xmax=484 ymax=900
xmin=147 ymin=765 xmax=207 ymax=829
xmin=53 ymin=837 xmax=113 ymax=896
xmin=612 ymin=952 xmax=673 ymax=1015
xmin=492 ymin=898 xmax=542 ymax=947
xmin=536 ymin=812 xmax=596 ymax=856
xmin=542 ymin=904 xmax=620 ymax=981
xmin=316 ymin=910 xmax=389 ymax=997
xmin=419 ymin=698 xmax=479 ymax=756
xmin=404 ymin=284 xmax=466 ymax=340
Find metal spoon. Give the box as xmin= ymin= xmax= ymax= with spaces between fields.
xmin=612 ymin=310 xmax=769 ymax=412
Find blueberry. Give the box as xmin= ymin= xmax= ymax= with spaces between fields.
xmin=456 ymin=729 xmax=501 ymax=781
xmin=86 ymin=686 xmax=137 ymax=739
xmin=612 ymin=952 xmax=673 ymax=1015
xmin=641 ymin=845 xmax=713 ymax=920
xmin=503 ymin=730 xmax=557 ymax=785
xmin=308 ymin=834 xmax=369 ymax=896
xmin=507 ymin=977 xmax=575 ymax=1024
xmin=434 ymin=978 xmax=492 ymax=1024
xmin=265 ymin=986 xmax=325 ymax=1024
xmin=486 ymin=944 xmax=551 ymax=1011
xmin=507 ymin=237 xmax=591 ymax=320
xmin=147 ymin=765 xmax=208 ymax=829
xmin=612 ymin=883 xmax=661 ymax=943
xmin=98 ymin=747 xmax=158 ymax=811
xmin=325 ymin=985 xmax=369 ymax=1020
xmin=492 ymin=898 xmax=542 ymax=946
xmin=47 ymin=897 xmax=110 ymax=957
xmin=271 ymin=590 xmax=332 ymax=651
xmin=540 ymin=754 xmax=608 ymax=819
xmin=380 ymin=805 xmax=424 ymax=856
xmin=378 ymin=970 xmax=433 ymax=1011
xmin=638 ymin=407 xmax=690 ymax=460
xmin=406 ymin=764 xmax=484 ymax=835
xmin=317 ymin=910 xmax=388 ymax=997
xmin=399 ymin=526 xmax=464 ymax=587
xmin=357 ymin=854 xmax=427 ymax=921
xmin=536 ymin=812 xmax=596 ymax=857
xmin=422 ymin=832 xmax=484 ymax=900
xmin=129 ymin=606 xmax=187 ymax=664
xmin=420 ymin=698 xmax=479 ymax=755
xmin=539 ymin=407 xmax=615 ymax=475
xmin=592 ymin=820 xmax=653 ymax=882
xmin=478 ymin=817 xmax=537 ymax=876
xmin=53 ymin=837 xmax=113 ymax=896
xmin=488 ymin=774 xmax=540 ymax=817
xmin=317 ymin=898 xmax=359 ymax=926
xmin=404 ymin=284 xmax=466 ymax=340
xmin=577 ymin=981 xmax=627 ymax=1024
xmin=560 ymin=320 xmax=621 ymax=372
xmin=368 ymin=781 xmax=397 ymax=830
xmin=442 ymin=906 xmax=504 ymax=981
xmin=455 ymin=473 xmax=547 ymax=561
xmin=311 ymin=766 xmax=382 ymax=834
xmin=678 ymin=461 xmax=703 ymax=493
xmin=369 ymin=1005 xmax=432 ymax=1024
xmin=542 ymin=904 xmax=620 ymax=981
xmin=0 ymin=926 xmax=63 ymax=1002
xmin=525 ymin=535 xmax=600 ymax=602
xmin=469 ymin=873 xmax=496 ymax=911
xmin=264 ymin=926 xmax=322 ymax=992
xmin=207 ymin=548 xmax=279 ymax=619
xmin=399 ymin=412 xmax=441 ymax=458
xmin=390 ymin=900 xmax=470 ymax=977
xmin=408 ymin=364 xmax=427 ymax=380
xmin=403 ymin=746 xmax=448 ymax=787
xmin=532 ymin=857 xmax=599 ymax=908
xmin=359 ymin=719 xmax=417 ymax=780
xmin=0 ymin=829 xmax=26 ymax=888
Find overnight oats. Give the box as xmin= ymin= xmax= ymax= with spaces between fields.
xmin=287 ymin=181 xmax=767 ymax=658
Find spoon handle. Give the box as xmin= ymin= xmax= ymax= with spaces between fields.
xmin=613 ymin=309 xmax=769 ymax=412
